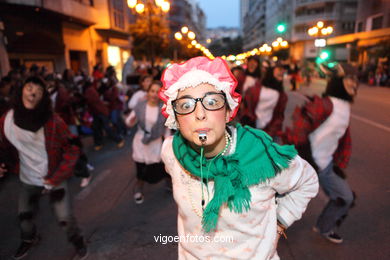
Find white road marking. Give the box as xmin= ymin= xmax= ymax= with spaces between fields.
xmin=351 ymin=114 xmax=390 ymax=133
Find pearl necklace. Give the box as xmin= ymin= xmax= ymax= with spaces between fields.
xmin=186 ymin=130 xmax=232 ymax=218
xmin=221 ymin=130 xmax=232 ymax=156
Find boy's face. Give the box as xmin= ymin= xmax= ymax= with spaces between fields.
xmin=247 ymin=59 xmax=258 ymax=74
xmin=343 ymin=76 xmax=359 ymax=97
xmin=22 ymin=83 xmax=44 ymax=109
xmin=142 ymin=77 xmax=153 ymax=91
xmin=175 ymin=83 xmax=231 ymax=155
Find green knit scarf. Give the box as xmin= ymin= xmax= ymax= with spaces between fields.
xmin=172 ymin=123 xmax=297 ymax=232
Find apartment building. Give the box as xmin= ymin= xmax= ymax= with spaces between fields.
xmin=0 ymin=0 xmax=132 ymax=78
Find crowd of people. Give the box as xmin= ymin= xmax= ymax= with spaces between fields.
xmin=0 ymin=55 xmax=359 ymax=259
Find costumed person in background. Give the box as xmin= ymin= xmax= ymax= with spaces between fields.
xmin=128 ymin=74 xmax=153 ymax=111
xmin=46 ymin=74 xmax=93 ymax=188
xmin=284 ymin=63 xmax=358 ymax=244
xmin=159 ymin=56 xmax=318 ymax=260
xmin=260 ymin=59 xmax=271 ymax=81
xmin=288 ymin=60 xmax=300 ymax=91
xmin=92 ymin=63 xmax=104 ymax=81
xmin=230 ymin=66 xmax=244 ymax=83
xmin=236 ymin=56 xmax=261 ymax=97
xmin=62 ymin=69 xmax=76 ymax=92
xmin=126 ymin=80 xmax=170 ymax=204
xmin=122 ymin=55 xmax=135 ymax=88
xmin=240 ymin=64 xmax=287 ymax=140
xmin=84 ymin=80 xmax=125 ymax=151
xmin=103 ymin=66 xmax=127 ymax=138
xmin=126 ymin=74 xmax=154 ymax=140
xmin=0 ymin=76 xmax=88 ymax=259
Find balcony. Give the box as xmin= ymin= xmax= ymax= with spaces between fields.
xmin=1 ymin=0 xmax=100 ymax=26
xmin=292 ymin=32 xmax=313 ymax=42
xmin=44 ymin=0 xmax=100 ymax=25
xmin=295 ymin=0 xmax=336 ymax=9
xmin=294 ymin=12 xmax=337 ymax=26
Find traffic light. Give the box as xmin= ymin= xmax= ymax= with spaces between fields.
xmin=327 ymin=62 xmax=336 ymax=68
xmin=316 ymin=50 xmax=331 ymax=64
xmin=320 ymin=51 xmax=329 ymax=60
xmin=276 ymin=23 xmax=286 ymax=33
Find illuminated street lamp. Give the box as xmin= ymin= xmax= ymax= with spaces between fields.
xmin=128 ymin=0 xmax=171 ymax=66
xmin=181 ymin=26 xmax=189 ymax=34
xmin=161 ymin=1 xmax=170 ymax=12
xmin=272 ymin=37 xmax=288 ymax=49
xmin=128 ymin=0 xmax=137 ymax=8
xmin=307 ymin=21 xmax=333 ymax=37
xmin=155 ymin=0 xmax=164 ymax=7
xmin=188 ymin=31 xmax=196 ymax=40
xmin=135 ymin=3 xmax=145 ymax=13
xmin=281 ymin=41 xmax=288 ymax=47
xmin=307 ymin=21 xmax=334 ymax=62
xmin=174 ymin=32 xmax=183 ymax=41
xmin=128 ymin=0 xmax=170 ymax=13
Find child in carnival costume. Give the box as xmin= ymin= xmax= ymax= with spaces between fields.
xmin=159 ymin=56 xmax=319 ymax=260
xmin=285 ymin=63 xmax=358 ymax=244
xmin=240 ymin=63 xmax=288 ymax=140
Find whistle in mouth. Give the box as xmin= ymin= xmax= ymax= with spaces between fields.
xmin=198 ymin=132 xmax=207 ymax=143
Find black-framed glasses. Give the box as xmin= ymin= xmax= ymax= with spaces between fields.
xmin=172 ymin=92 xmax=226 ymax=115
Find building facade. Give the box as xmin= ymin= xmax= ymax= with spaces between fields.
xmin=240 ymin=0 xmax=250 ymax=35
xmin=327 ymin=0 xmax=390 ymax=65
xmin=240 ymin=0 xmax=363 ymax=61
xmin=264 ymin=0 xmax=292 ymax=44
xmin=290 ymin=0 xmax=358 ymax=60
xmin=169 ymin=0 xmax=206 ymax=41
xmin=0 ymin=0 xmax=132 ymax=79
xmin=355 ymin=0 xmax=390 ymax=33
xmin=242 ymin=0 xmax=267 ymax=50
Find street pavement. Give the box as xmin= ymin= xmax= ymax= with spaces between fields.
xmin=0 ymin=78 xmax=389 ymax=260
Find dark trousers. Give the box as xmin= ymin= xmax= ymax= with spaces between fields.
xmin=110 ymin=110 xmax=127 ymax=137
xmin=92 ymin=114 xmax=122 ymax=146
xmin=290 ymin=77 xmax=297 ymax=90
xmin=18 ymin=182 xmax=83 ymax=245
xmin=316 ymin=162 xmax=354 ymax=233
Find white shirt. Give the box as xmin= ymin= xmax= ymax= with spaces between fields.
xmin=161 ymin=128 xmax=318 ymax=260
xmin=128 ymin=90 xmax=146 ymax=110
xmin=242 ymin=75 xmax=256 ymax=94
xmin=50 ymin=91 xmax=58 ymax=108
xmin=4 ymin=110 xmax=49 ymax=187
xmin=255 ymin=86 xmax=280 ymax=129
xmin=130 ymin=104 xmax=165 ymax=164
xmin=309 ymin=97 xmax=351 ymax=170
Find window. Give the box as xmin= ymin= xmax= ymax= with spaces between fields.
xmin=372 ymin=15 xmax=383 ymax=30
xmin=73 ymin=0 xmax=94 ymax=6
xmin=112 ymin=0 xmax=125 ymax=30
xmin=357 ymin=22 xmax=363 ymax=32
xmin=342 ymin=22 xmax=355 ymax=32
